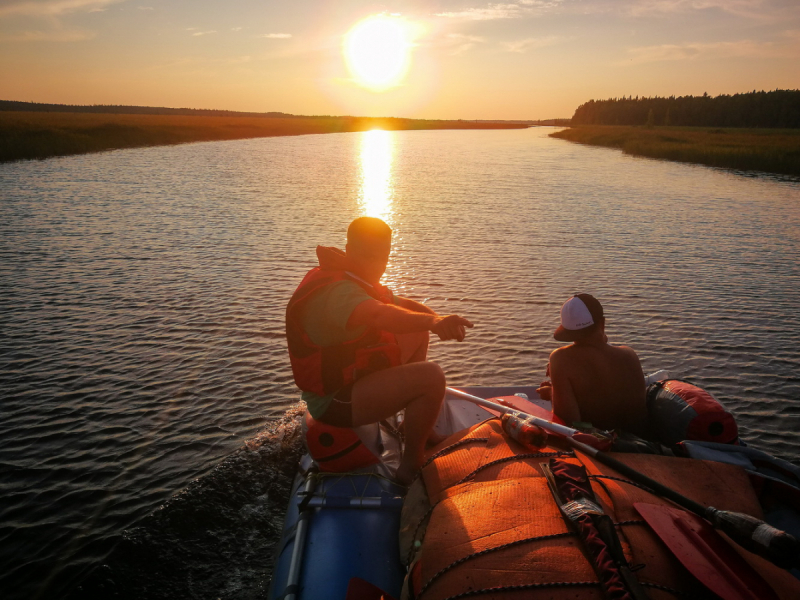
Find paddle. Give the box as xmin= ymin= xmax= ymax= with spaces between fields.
xmin=445 ymin=387 xmax=800 ymax=570
xmin=634 ymin=502 xmax=778 ymax=600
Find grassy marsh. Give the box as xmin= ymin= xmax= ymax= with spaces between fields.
xmin=550 ymin=125 xmax=800 ymax=176
xmin=1 ymin=112 xmax=526 ymax=163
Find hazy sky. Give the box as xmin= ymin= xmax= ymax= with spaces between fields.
xmin=1 ymin=0 xmax=798 ymax=119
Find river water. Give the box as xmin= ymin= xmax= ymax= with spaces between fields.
xmin=1 ymin=127 xmax=799 ymax=598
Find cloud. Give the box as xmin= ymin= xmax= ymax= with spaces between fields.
xmin=435 ymin=1 xmax=562 ymax=20
xmin=623 ymin=36 xmax=800 ymax=63
xmin=231 ymin=26 xmax=242 ymax=31
xmin=618 ymin=0 xmax=798 ymax=20
xmin=137 ymin=5 xmax=153 ymax=9
xmin=260 ymin=33 xmax=291 ymax=38
xmin=0 ymin=0 xmax=124 ymax=17
xmin=436 ymin=3 xmax=524 ymax=20
xmin=628 ymin=0 xmax=756 ymax=15
xmin=445 ymin=32 xmax=486 ymax=54
xmin=503 ymin=35 xmax=561 ymax=52
xmin=561 ymin=0 xmax=798 ymax=21
xmin=0 ymin=27 xmax=94 ymax=41
xmin=192 ymin=30 xmax=216 ymax=36
xmin=781 ymin=28 xmax=800 ymax=40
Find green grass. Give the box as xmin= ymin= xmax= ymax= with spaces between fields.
xmin=549 ymin=125 xmax=800 ymax=176
xmin=0 ymin=112 xmax=527 ymax=163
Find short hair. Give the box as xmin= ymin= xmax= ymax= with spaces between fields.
xmin=347 ymin=217 xmax=392 ymax=246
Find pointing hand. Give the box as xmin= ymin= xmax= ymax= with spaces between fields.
xmin=430 ymin=315 xmax=474 ymax=342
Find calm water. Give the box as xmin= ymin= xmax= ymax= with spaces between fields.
xmin=1 ymin=127 xmax=799 ymax=598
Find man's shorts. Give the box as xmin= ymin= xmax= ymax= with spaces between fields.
xmin=317 ymin=382 xmax=354 ymax=428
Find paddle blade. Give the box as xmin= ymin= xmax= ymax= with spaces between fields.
xmin=345 ymin=577 xmax=398 ymax=600
xmin=634 ymin=502 xmax=778 ymax=600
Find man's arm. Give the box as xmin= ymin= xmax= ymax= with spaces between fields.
xmin=348 ymin=299 xmax=473 ymax=341
xmin=393 ymin=295 xmax=473 ymax=340
xmin=549 ymin=349 xmax=582 ymax=426
xmin=394 ymin=295 xmax=435 ymax=315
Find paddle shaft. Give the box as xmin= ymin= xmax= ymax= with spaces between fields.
xmin=576 ymin=438 xmax=800 ymax=569
xmin=446 ymin=387 xmax=800 ymax=569
xmin=445 ymin=387 xmax=578 ymax=436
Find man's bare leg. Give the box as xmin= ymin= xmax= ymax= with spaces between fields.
xmin=350 ymin=361 xmax=445 ymax=484
xmin=394 ymin=331 xmax=447 ymax=446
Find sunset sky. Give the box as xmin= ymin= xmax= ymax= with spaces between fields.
xmin=1 ymin=0 xmax=798 ymax=120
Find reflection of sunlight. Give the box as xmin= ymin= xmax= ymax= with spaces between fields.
xmin=359 ymin=129 xmax=394 ymax=223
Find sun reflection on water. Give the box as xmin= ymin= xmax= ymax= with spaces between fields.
xmin=358 ymin=129 xmax=395 ymax=223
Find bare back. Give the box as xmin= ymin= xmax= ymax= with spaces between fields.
xmin=549 ymin=342 xmax=649 ymax=436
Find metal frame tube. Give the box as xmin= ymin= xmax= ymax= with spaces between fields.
xmin=285 ymin=471 xmax=318 ymax=600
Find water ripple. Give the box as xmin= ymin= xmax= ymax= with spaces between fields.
xmin=1 ymin=128 xmax=799 ymax=598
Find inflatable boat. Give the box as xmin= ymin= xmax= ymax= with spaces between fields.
xmin=268 ymin=384 xmax=800 ymax=600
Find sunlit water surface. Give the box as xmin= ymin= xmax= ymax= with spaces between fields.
xmin=1 ymin=127 xmax=799 ymax=597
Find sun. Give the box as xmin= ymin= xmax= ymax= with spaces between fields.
xmin=343 ymin=15 xmax=413 ymax=91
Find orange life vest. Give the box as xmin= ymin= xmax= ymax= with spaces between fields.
xmin=285 ymin=264 xmax=400 ymax=396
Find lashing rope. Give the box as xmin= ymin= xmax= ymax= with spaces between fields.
xmin=455 ymin=450 xmax=573 ymax=486
xmin=418 ymin=531 xmax=575 ymax=596
xmin=422 ymin=438 xmax=490 ymax=468
xmin=437 ymin=581 xmax=600 ymax=600
xmin=435 ymin=580 xmax=696 ymax=600
xmin=640 ymin=581 xmax=705 ymax=598
xmin=406 ymin=501 xmax=441 ymax=565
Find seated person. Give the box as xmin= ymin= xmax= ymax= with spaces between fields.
xmin=538 ymin=294 xmax=649 ymax=437
xmin=285 ymin=217 xmax=473 ymax=484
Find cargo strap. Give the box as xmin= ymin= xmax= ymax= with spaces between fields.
xmin=547 ymin=458 xmax=649 ymax=600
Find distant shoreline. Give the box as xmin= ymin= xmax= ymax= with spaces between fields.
xmin=550 ymin=125 xmax=800 ymax=176
xmin=0 ymin=110 xmax=528 ymax=163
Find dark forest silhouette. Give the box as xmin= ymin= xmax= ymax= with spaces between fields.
xmin=0 ymin=100 xmax=299 ymax=119
xmin=571 ymin=90 xmax=800 ymax=129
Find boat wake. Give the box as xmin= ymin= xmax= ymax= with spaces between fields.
xmin=71 ymin=405 xmax=306 ymax=599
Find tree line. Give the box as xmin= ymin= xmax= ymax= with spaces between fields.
xmin=0 ymin=100 xmax=297 ymax=119
xmin=570 ymin=90 xmax=800 ymax=129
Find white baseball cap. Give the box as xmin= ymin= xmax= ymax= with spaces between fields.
xmin=554 ymin=294 xmax=605 ymax=341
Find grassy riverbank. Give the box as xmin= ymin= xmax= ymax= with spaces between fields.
xmin=0 ymin=111 xmax=526 ymax=163
xmin=550 ymin=125 xmax=800 ymax=176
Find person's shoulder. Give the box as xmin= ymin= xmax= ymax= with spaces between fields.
xmin=610 ymin=344 xmax=642 ymax=363
xmin=612 ymin=343 xmax=639 ymax=356
xmin=324 ymin=278 xmax=370 ymax=297
xmin=325 ymin=278 xmax=377 ymax=317
xmin=306 ymin=279 xmax=365 ymax=310
xmin=549 ymin=344 xmax=577 ymax=364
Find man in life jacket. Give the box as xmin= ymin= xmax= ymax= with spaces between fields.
xmin=538 ymin=294 xmax=650 ymax=437
xmin=286 ymin=217 xmax=474 ymax=484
